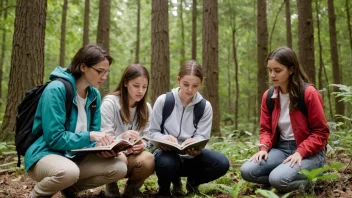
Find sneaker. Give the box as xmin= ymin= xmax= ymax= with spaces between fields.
xmin=61 ymin=186 xmax=79 ymax=198
xmin=122 ymin=183 xmax=143 ymax=198
xmin=171 ymin=178 xmax=184 ymax=196
xmin=156 ymin=188 xmax=171 ymax=197
xmin=104 ymin=182 xmax=121 ymax=198
xmin=186 ymin=180 xmax=199 ymax=195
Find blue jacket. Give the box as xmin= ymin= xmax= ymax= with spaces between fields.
xmin=24 ymin=66 xmax=102 ymax=172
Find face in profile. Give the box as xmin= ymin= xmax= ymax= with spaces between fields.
xmin=81 ymin=58 xmax=110 ymax=88
xmin=125 ymin=76 xmax=148 ymax=106
xmin=267 ymin=59 xmax=292 ymax=90
xmin=178 ymin=75 xmax=202 ymax=100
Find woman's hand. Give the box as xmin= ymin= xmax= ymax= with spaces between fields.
xmin=181 ymin=138 xmax=196 ymax=146
xmin=182 ymin=138 xmax=202 ymax=156
xmin=90 ymin=132 xmax=114 ymax=146
xmin=160 ymin=135 xmax=178 ymax=151
xmin=132 ymin=142 xmax=145 ymax=155
xmin=97 ymin=150 xmax=119 ymax=158
xmin=249 ymin=151 xmax=268 ymax=164
xmin=283 ymin=152 xmax=302 ymax=167
xmin=121 ymin=130 xmax=140 ymax=142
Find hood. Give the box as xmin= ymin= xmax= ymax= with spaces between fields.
xmin=171 ymin=87 xmax=203 ymax=107
xmin=49 ymin=66 xmax=76 ymax=88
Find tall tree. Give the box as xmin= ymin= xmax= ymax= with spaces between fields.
xmin=179 ymin=0 xmax=185 ymax=65
xmin=83 ymin=0 xmax=90 ymax=46
xmin=135 ymin=0 xmax=140 ymax=63
xmin=285 ymin=0 xmax=292 ymax=48
xmin=346 ymin=0 xmax=352 ymax=54
xmin=269 ymin=1 xmax=285 ymax=52
xmin=59 ymin=0 xmax=68 ymax=67
xmin=0 ymin=0 xmax=47 ymax=140
xmin=151 ymin=0 xmax=169 ymax=104
xmin=297 ymin=0 xmax=315 ymax=84
xmin=327 ymin=0 xmax=344 ymax=117
xmin=192 ymin=0 xmax=197 ymax=60
xmin=97 ymin=0 xmax=110 ymax=96
xmin=257 ymin=0 xmax=268 ymax=117
xmin=203 ymin=0 xmax=220 ymax=136
xmin=0 ymin=0 xmax=8 ymax=108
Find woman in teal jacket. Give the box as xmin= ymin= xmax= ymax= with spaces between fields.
xmin=26 ymin=45 xmax=126 ymax=198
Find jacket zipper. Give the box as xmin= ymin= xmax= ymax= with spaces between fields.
xmin=177 ymin=107 xmax=185 ymax=138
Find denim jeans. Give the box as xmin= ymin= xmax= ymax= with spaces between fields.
xmin=240 ymin=140 xmax=325 ymax=192
xmin=154 ymin=149 xmax=229 ymax=193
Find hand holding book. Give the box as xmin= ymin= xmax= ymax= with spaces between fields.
xmin=149 ymin=137 xmax=209 ymax=155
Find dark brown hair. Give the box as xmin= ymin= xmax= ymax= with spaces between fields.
xmin=109 ymin=64 xmax=150 ymax=131
xmin=266 ymin=47 xmax=310 ymax=110
xmin=178 ymin=60 xmax=203 ymax=82
xmin=68 ymin=44 xmax=113 ymax=79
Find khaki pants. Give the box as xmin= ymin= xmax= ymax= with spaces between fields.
xmin=120 ymin=151 xmax=155 ymax=189
xmin=28 ymin=154 xmax=127 ymax=197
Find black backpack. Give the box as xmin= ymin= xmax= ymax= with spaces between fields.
xmin=266 ymin=83 xmax=312 ymax=116
xmin=15 ymin=78 xmax=74 ymax=167
xmin=160 ymin=92 xmax=206 ymax=135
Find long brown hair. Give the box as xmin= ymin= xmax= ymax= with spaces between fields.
xmin=178 ymin=60 xmax=203 ymax=82
xmin=266 ymin=47 xmax=310 ymax=110
xmin=109 ymin=64 xmax=150 ymax=130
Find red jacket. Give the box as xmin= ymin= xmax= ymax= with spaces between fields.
xmin=259 ymin=86 xmax=329 ymax=158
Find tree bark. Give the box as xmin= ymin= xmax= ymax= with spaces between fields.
xmin=59 ymin=0 xmax=68 ymax=67
xmin=97 ymin=0 xmax=110 ymax=96
xmin=285 ymin=0 xmax=292 ymax=48
xmin=0 ymin=0 xmax=8 ymax=108
xmin=297 ymin=0 xmax=315 ymax=84
xmin=203 ymin=0 xmax=220 ymax=136
xmin=315 ymin=0 xmax=333 ymax=120
xmin=257 ymin=0 xmax=268 ymax=117
xmin=232 ymin=30 xmax=239 ymax=130
xmin=135 ymin=0 xmax=140 ymax=63
xmin=346 ymin=0 xmax=352 ymax=53
xmin=151 ymin=0 xmax=169 ymax=104
xmin=269 ymin=0 xmax=285 ymax=52
xmin=83 ymin=0 xmax=90 ymax=46
xmin=179 ymin=0 xmax=185 ymax=65
xmin=192 ymin=0 xmax=197 ymax=60
xmin=0 ymin=0 xmax=47 ymax=141
xmin=327 ymin=0 xmax=344 ymax=117
xmin=227 ymin=45 xmax=231 ymax=112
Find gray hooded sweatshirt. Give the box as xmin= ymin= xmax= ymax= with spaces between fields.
xmin=100 ymin=95 xmax=152 ymax=138
xmin=150 ymin=88 xmax=212 ymax=144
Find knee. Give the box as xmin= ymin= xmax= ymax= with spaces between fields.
xmin=240 ymin=162 xmax=254 ymax=182
xmin=136 ymin=152 xmax=155 ymax=174
xmin=110 ymin=158 xmax=128 ymax=180
xmin=216 ymin=155 xmax=230 ymax=176
xmin=268 ymin=171 xmax=287 ymax=191
xmin=154 ymin=151 xmax=179 ymax=173
xmin=56 ymin=165 xmax=80 ymax=185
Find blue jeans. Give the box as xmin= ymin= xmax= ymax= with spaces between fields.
xmin=240 ymin=140 xmax=325 ymax=192
xmin=154 ymin=149 xmax=229 ymax=193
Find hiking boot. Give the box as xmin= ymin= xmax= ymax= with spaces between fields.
xmin=122 ymin=183 xmax=143 ymax=198
xmin=171 ymin=177 xmax=184 ymax=196
xmin=186 ymin=180 xmax=199 ymax=195
xmin=104 ymin=182 xmax=121 ymax=198
xmin=28 ymin=189 xmax=52 ymax=198
xmin=61 ymin=186 xmax=79 ymax=198
xmin=156 ymin=187 xmax=171 ymax=197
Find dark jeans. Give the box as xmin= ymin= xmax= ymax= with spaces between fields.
xmin=154 ymin=149 xmax=229 ymax=192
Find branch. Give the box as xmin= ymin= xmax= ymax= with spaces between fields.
xmin=269 ymin=0 xmax=286 ymax=52
xmin=0 ymin=5 xmax=15 ymax=14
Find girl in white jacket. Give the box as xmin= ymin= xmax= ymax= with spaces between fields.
xmin=150 ymin=60 xmax=229 ymax=196
xmin=101 ymin=64 xmax=154 ymax=198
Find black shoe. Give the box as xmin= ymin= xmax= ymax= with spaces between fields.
xmin=61 ymin=186 xmax=79 ymax=198
xmin=171 ymin=177 xmax=184 ymax=197
xmin=186 ymin=180 xmax=199 ymax=195
xmin=156 ymin=188 xmax=171 ymax=197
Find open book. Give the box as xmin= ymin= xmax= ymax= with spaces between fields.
xmin=149 ymin=138 xmax=209 ymax=154
xmin=71 ymin=137 xmax=144 ymax=153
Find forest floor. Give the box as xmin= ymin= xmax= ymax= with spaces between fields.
xmin=1 ymin=153 xmax=352 ymax=198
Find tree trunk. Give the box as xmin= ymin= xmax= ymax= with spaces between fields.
xmin=232 ymin=30 xmax=239 ymax=130
xmin=151 ymin=0 xmax=169 ymax=104
xmin=285 ymin=0 xmax=292 ymax=48
xmin=0 ymin=0 xmax=8 ymax=108
xmin=59 ymin=0 xmax=68 ymax=67
xmin=83 ymin=0 xmax=90 ymax=46
xmin=0 ymin=0 xmax=47 ymax=141
xmin=347 ymin=0 xmax=352 ymax=53
xmin=227 ymin=45 xmax=231 ymax=112
xmin=257 ymin=0 xmax=268 ymax=117
xmin=203 ymin=0 xmax=220 ymax=136
xmin=179 ymin=0 xmax=185 ymax=65
xmin=135 ymin=0 xmax=140 ymax=63
xmin=192 ymin=0 xmax=197 ymax=60
xmin=315 ymin=0 xmax=333 ymax=120
xmin=297 ymin=0 xmax=315 ymax=84
xmin=269 ymin=1 xmax=285 ymax=52
xmin=328 ymin=0 xmax=344 ymax=117
xmin=97 ymin=0 xmax=110 ymax=96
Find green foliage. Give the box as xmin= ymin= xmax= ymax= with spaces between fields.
xmin=255 ymin=188 xmax=279 ymax=198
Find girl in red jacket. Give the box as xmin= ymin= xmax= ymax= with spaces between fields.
xmin=240 ymin=47 xmax=329 ymax=192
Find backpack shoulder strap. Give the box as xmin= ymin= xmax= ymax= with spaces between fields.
xmin=193 ymin=98 xmax=206 ymax=130
xmin=161 ymin=92 xmax=175 ymax=134
xmin=54 ymin=78 xmax=74 ymax=120
xmin=298 ymin=83 xmax=313 ymax=117
xmin=266 ymin=87 xmax=275 ymax=115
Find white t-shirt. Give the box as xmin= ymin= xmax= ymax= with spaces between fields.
xmin=75 ymin=93 xmax=88 ymax=133
xmin=126 ymin=106 xmax=137 ymax=130
xmin=278 ymin=91 xmax=295 ymax=140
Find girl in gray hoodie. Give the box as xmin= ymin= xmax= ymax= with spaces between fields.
xmin=150 ymin=60 xmax=229 ymax=196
